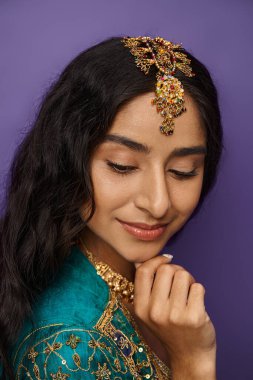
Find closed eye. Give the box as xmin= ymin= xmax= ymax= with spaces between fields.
xmin=106 ymin=161 xmax=198 ymax=179
xmin=169 ymin=169 xmax=198 ymax=178
xmin=106 ymin=161 xmax=136 ymax=174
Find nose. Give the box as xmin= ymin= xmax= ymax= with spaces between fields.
xmin=134 ymin=167 xmax=172 ymax=219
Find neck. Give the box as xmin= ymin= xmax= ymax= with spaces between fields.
xmin=79 ymin=228 xmax=136 ymax=283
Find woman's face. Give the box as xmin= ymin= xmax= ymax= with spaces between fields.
xmin=81 ymin=92 xmax=206 ymax=263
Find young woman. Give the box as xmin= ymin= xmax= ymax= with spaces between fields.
xmin=0 ymin=36 xmax=223 ymax=379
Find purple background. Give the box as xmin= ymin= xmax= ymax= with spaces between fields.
xmin=0 ymin=1 xmax=252 ymax=378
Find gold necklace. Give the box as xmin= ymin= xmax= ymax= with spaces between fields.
xmin=79 ymin=238 xmax=134 ymax=304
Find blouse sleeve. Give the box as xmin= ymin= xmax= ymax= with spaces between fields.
xmin=13 ymin=324 xmax=121 ymax=380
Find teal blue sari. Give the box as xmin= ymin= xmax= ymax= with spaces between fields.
xmin=4 ymin=245 xmax=171 ymax=379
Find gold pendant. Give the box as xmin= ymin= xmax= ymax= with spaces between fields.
xmin=151 ymin=74 xmax=186 ymax=136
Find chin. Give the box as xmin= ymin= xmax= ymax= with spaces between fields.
xmin=116 ymin=240 xmax=168 ymax=263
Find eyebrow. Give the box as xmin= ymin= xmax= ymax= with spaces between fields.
xmin=104 ymin=134 xmax=207 ymax=159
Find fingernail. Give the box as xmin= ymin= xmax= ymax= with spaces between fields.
xmin=162 ymin=253 xmax=173 ymax=261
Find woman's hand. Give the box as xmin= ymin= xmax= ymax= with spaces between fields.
xmin=134 ymin=255 xmax=217 ymax=379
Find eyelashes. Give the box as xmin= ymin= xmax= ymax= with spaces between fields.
xmin=107 ymin=161 xmax=136 ymax=174
xmin=106 ymin=160 xmax=198 ymax=179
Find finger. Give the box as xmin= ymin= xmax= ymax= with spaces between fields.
xmin=134 ymin=255 xmax=174 ymax=316
xmin=134 ymin=253 xmax=173 ymax=269
xmin=149 ymin=264 xmax=176 ymax=307
xmin=169 ymin=270 xmax=196 ymax=312
xmin=187 ymin=282 xmax=206 ymax=313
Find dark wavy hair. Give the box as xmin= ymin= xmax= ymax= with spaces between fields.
xmin=0 ymin=36 xmax=223 ymax=378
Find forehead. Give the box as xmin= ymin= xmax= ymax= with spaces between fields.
xmin=108 ymin=92 xmax=206 ymax=151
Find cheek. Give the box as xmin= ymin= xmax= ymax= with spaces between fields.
xmin=91 ymin=166 xmax=130 ymax=211
xmin=170 ymin=176 xmax=203 ymax=216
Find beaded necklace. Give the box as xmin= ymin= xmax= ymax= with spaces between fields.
xmin=79 ymin=238 xmax=135 ymax=304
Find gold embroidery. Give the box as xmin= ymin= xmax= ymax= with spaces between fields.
xmin=82 ymin=244 xmax=171 ymax=378
xmin=72 ymin=353 xmax=81 ymax=367
xmin=88 ymin=339 xmax=112 ymax=354
xmin=93 ymin=362 xmax=111 ymax=380
xmin=65 ymin=334 xmax=81 ymax=349
xmin=13 ymin=323 xmax=64 ymax=365
xmin=44 ymin=342 xmax=63 ymax=355
xmin=13 ymin=255 xmax=172 ymax=379
xmin=14 ymin=307 xmax=171 ymax=379
xmin=119 ymin=300 xmax=172 ymax=379
xmin=50 ymin=366 xmax=70 ymax=379
xmin=114 ymin=358 xmax=121 ymax=372
xmin=95 ymin=290 xmax=156 ymax=378
xmin=118 ymin=336 xmax=129 ymax=350
xmin=27 ymin=348 xmax=38 ymax=363
xmin=33 ymin=363 xmax=40 ymax=380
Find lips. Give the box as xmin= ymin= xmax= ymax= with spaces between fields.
xmin=118 ymin=220 xmax=168 ymax=230
xmin=117 ymin=219 xmax=168 ymax=241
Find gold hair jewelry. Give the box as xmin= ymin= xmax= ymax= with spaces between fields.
xmin=79 ymin=238 xmax=135 ymax=304
xmin=122 ymin=36 xmax=195 ymax=136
